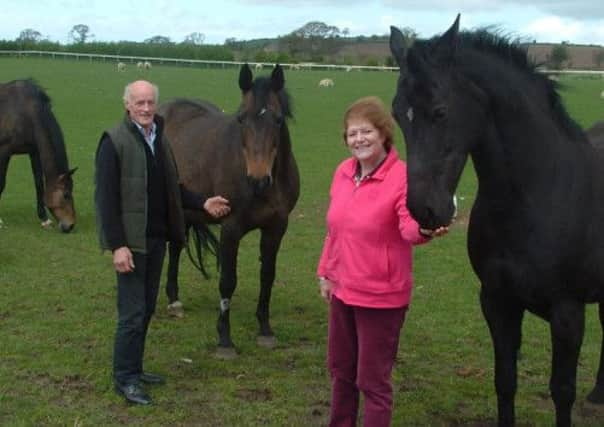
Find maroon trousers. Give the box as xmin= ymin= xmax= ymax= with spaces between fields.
xmin=327 ymin=295 xmax=407 ymax=427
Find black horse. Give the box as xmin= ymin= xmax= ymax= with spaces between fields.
xmin=159 ymin=64 xmax=299 ymax=358
xmin=0 ymin=79 xmax=76 ymax=231
xmin=391 ymin=15 xmax=604 ymax=427
xmin=587 ymin=120 xmax=604 ymax=147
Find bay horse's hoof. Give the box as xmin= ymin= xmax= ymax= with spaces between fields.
xmin=167 ymin=301 xmax=184 ymax=318
xmin=256 ymin=335 xmax=276 ymax=349
xmin=41 ymin=219 xmax=53 ymax=229
xmin=587 ymin=385 xmax=604 ymax=404
xmin=215 ymin=346 xmax=238 ymax=360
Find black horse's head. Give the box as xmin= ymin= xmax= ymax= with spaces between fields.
xmin=44 ymin=167 xmax=77 ymax=232
xmin=390 ymin=15 xmax=487 ymax=229
xmin=237 ymin=63 xmax=291 ymax=195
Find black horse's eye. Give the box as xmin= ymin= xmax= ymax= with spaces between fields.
xmin=431 ymin=104 xmax=447 ymax=122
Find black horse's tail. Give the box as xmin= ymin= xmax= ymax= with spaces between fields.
xmin=185 ymin=222 xmax=220 ymax=279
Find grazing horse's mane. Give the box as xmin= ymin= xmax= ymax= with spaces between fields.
xmin=17 ymin=79 xmax=70 ymax=174
xmin=244 ymin=76 xmax=293 ymax=119
xmin=411 ymin=29 xmax=585 ymax=141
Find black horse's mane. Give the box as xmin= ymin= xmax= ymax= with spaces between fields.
xmin=15 ymin=79 xmax=70 ymax=173
xmin=248 ymin=76 xmax=293 ymax=119
xmin=416 ymin=29 xmax=584 ymax=141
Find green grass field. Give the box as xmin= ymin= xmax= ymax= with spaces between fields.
xmin=1 ymin=56 xmax=604 ymax=426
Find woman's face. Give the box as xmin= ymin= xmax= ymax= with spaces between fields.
xmin=345 ymin=118 xmax=387 ymax=163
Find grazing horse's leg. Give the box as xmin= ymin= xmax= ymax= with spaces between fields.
xmin=256 ymin=220 xmax=287 ymax=348
xmin=165 ymin=241 xmax=184 ymax=318
xmin=480 ymin=287 xmax=524 ymax=427
xmin=549 ymin=300 xmax=584 ymax=427
xmin=587 ymin=303 xmax=604 ymax=403
xmin=28 ymin=150 xmax=49 ymax=224
xmin=216 ymin=223 xmax=242 ymax=358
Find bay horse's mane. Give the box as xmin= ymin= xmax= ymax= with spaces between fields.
xmin=243 ymin=76 xmax=293 ymax=119
xmin=411 ymin=29 xmax=585 ymax=142
xmin=12 ymin=78 xmax=70 ymax=173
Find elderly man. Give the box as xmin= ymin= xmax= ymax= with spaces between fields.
xmin=95 ymin=80 xmax=230 ymax=405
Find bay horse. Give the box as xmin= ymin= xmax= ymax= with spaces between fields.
xmin=390 ymin=16 xmax=604 ymax=427
xmin=0 ymin=79 xmax=76 ymax=232
xmin=159 ymin=64 xmax=299 ymax=358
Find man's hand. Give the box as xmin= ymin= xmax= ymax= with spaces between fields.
xmin=204 ymin=196 xmax=231 ymax=218
xmin=113 ymin=246 xmax=135 ymax=273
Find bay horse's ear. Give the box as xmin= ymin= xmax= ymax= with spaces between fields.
xmin=435 ymin=14 xmax=460 ymax=62
xmin=389 ymin=26 xmax=407 ymax=71
xmin=271 ymin=64 xmax=284 ymax=92
xmin=68 ymin=167 xmax=77 ymax=176
xmin=239 ymin=63 xmax=253 ymax=92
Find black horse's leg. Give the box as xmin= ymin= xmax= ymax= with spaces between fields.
xmin=549 ymin=300 xmax=584 ymax=427
xmin=28 ymin=150 xmax=48 ymax=224
xmin=480 ymin=287 xmax=524 ymax=427
xmin=216 ymin=224 xmax=242 ymax=357
xmin=165 ymin=241 xmax=184 ymax=318
xmin=256 ymin=220 xmax=287 ymax=348
xmin=587 ymin=303 xmax=604 ymax=403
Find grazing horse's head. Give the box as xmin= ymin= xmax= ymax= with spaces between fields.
xmin=44 ymin=168 xmax=77 ymax=232
xmin=237 ymin=63 xmax=291 ymax=195
xmin=390 ymin=15 xmax=485 ymax=229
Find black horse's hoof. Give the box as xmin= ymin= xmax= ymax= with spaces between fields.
xmin=587 ymin=385 xmax=604 ymax=404
xmin=256 ymin=335 xmax=276 ymax=349
xmin=215 ymin=346 xmax=238 ymax=360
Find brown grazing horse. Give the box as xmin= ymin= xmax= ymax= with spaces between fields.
xmin=0 ymin=79 xmax=76 ymax=232
xmin=159 ymin=64 xmax=299 ymax=358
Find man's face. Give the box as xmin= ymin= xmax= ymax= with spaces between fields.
xmin=125 ymin=81 xmax=156 ymax=129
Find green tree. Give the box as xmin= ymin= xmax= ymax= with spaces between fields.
xmin=183 ymin=32 xmax=205 ymax=45
xmin=144 ymin=35 xmax=172 ymax=44
xmin=69 ymin=24 xmax=93 ymax=43
xmin=549 ymin=44 xmax=570 ymax=70
xmin=17 ymin=28 xmax=43 ymax=43
xmin=594 ymin=49 xmax=604 ymax=69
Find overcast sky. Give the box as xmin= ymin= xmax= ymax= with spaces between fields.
xmin=2 ymin=0 xmax=604 ymax=45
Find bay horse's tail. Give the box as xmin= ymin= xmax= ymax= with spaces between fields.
xmin=185 ymin=222 xmax=220 ymax=279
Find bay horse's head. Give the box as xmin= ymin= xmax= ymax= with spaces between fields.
xmin=44 ymin=168 xmax=77 ymax=232
xmin=390 ymin=15 xmax=487 ymax=229
xmin=237 ymin=63 xmax=291 ymax=195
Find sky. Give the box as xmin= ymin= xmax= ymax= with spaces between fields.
xmin=2 ymin=0 xmax=604 ymax=46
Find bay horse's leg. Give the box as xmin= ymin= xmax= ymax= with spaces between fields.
xmin=587 ymin=303 xmax=604 ymax=403
xmin=256 ymin=220 xmax=287 ymax=348
xmin=549 ymin=300 xmax=584 ymax=427
xmin=165 ymin=241 xmax=184 ymax=318
xmin=480 ymin=287 xmax=523 ymax=427
xmin=216 ymin=224 xmax=242 ymax=358
xmin=0 ymin=151 xmax=11 ymax=226
xmin=28 ymin=151 xmax=49 ymax=224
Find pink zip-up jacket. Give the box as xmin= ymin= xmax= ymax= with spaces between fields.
xmin=317 ymin=147 xmax=430 ymax=308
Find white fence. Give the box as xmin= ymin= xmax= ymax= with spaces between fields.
xmin=2 ymin=50 xmax=604 ymax=76
xmin=0 ymin=50 xmax=397 ymax=72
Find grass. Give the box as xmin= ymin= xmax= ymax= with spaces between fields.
xmin=1 ymin=57 xmax=604 ymax=426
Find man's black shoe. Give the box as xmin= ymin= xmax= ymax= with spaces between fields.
xmin=115 ymin=383 xmax=152 ymax=405
xmin=140 ymin=372 xmax=165 ymax=385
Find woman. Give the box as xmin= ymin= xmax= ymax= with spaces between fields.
xmin=317 ymin=96 xmax=448 ymax=426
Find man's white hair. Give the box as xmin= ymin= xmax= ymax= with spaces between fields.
xmin=123 ymin=81 xmax=159 ymax=103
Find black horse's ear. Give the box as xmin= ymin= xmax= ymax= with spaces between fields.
xmin=435 ymin=14 xmax=460 ymax=62
xmin=389 ymin=26 xmax=407 ymax=71
xmin=239 ymin=63 xmax=253 ymax=92
xmin=271 ymin=64 xmax=284 ymax=92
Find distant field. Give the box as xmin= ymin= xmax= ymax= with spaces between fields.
xmin=1 ymin=57 xmax=604 ymax=426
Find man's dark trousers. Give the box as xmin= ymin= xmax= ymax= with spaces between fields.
xmin=113 ymin=237 xmax=166 ymax=386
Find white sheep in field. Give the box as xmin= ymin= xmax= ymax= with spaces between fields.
xmin=255 ymin=63 xmax=262 ymax=71
xmin=318 ymin=78 xmax=334 ymax=88
xmin=289 ymin=64 xmax=301 ymax=71
xmin=117 ymin=62 xmax=126 ymax=72
xmin=137 ymin=61 xmax=144 ymax=69
xmin=144 ymin=61 xmax=152 ymax=69
xmin=345 ymin=66 xmax=352 ymax=72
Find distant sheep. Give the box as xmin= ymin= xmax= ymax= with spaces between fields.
xmin=144 ymin=61 xmax=152 ymax=70
xmin=345 ymin=66 xmax=352 ymax=72
xmin=255 ymin=63 xmax=262 ymax=71
xmin=117 ymin=62 xmax=126 ymax=72
xmin=289 ymin=64 xmax=301 ymax=71
xmin=137 ymin=61 xmax=144 ymax=69
xmin=318 ymin=78 xmax=334 ymax=88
